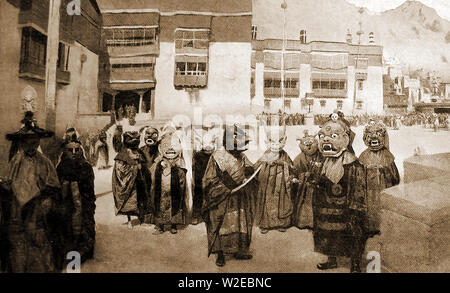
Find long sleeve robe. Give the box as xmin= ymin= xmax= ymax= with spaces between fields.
xmin=2 ymin=150 xmax=66 ymax=272
xmin=292 ymin=151 xmax=323 ymax=229
xmin=202 ymin=150 xmax=256 ymax=256
xmin=313 ymin=152 xmax=368 ymax=258
xmin=112 ymin=149 xmax=150 ymax=222
xmin=254 ymin=150 xmax=296 ymax=230
xmin=149 ymin=156 xmax=187 ymax=226
xmin=359 ymin=148 xmax=400 ymax=236
xmin=56 ymin=158 xmax=96 ymax=262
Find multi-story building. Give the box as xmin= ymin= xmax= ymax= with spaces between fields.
xmin=251 ymin=37 xmax=384 ymax=115
xmin=98 ymin=0 xmax=253 ymax=120
xmin=0 ymin=0 xmax=103 ymax=175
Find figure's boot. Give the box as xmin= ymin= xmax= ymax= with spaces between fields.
xmin=127 ymin=215 xmax=133 ymax=229
xmin=350 ymin=258 xmax=362 ymax=273
xmin=317 ymin=256 xmax=337 ymax=270
xmin=216 ymin=251 xmax=225 ymax=267
xmin=350 ymin=236 xmax=367 ymax=273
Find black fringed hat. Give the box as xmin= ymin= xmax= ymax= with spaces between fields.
xmin=6 ymin=111 xmax=54 ymax=141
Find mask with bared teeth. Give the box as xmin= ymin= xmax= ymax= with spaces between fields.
xmin=159 ymin=133 xmax=182 ymax=160
xmin=142 ymin=127 xmax=159 ymax=147
xmin=363 ymin=120 xmax=388 ymax=151
xmin=318 ymin=113 xmax=352 ymax=158
xmin=123 ymin=131 xmax=141 ymax=150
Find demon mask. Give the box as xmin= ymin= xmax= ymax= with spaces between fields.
xmin=363 ymin=120 xmax=388 ymax=151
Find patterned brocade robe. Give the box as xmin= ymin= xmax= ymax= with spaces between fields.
xmin=254 ymin=150 xmax=296 ymax=230
xmin=292 ymin=152 xmax=323 ymax=229
xmin=149 ymin=156 xmax=187 ymax=226
xmin=202 ymin=150 xmax=256 ymax=256
xmin=313 ymin=152 xmax=368 ymax=257
xmin=359 ymin=148 xmax=400 ymax=236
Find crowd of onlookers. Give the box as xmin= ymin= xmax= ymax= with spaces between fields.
xmin=257 ymin=112 xmax=305 ymax=126
xmin=314 ymin=112 xmax=449 ymax=130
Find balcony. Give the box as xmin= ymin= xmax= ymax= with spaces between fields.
xmin=264 ymin=87 xmax=299 ymax=98
xmin=110 ymin=69 xmax=155 ymax=83
xmin=107 ymin=42 xmax=160 ymax=57
xmin=174 ymin=74 xmax=208 ymax=88
xmin=19 ymin=60 xmax=71 ymax=85
xmin=312 ymin=88 xmax=347 ymax=98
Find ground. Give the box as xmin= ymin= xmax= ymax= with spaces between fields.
xmin=81 ymin=125 xmax=450 ymax=273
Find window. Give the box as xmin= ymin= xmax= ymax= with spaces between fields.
xmin=175 ymin=29 xmax=209 ymax=49
xmin=176 ymin=62 xmax=207 ymax=76
xmin=300 ymin=30 xmax=307 ymax=44
xmin=337 ymin=100 xmax=343 ymax=110
xmin=264 ymin=77 xmax=298 ymax=89
xmin=358 ymin=80 xmax=364 ymax=91
xmin=356 ymin=101 xmax=363 ymax=110
xmin=320 ymin=100 xmax=326 ymax=107
xmin=355 ymin=57 xmax=368 ymax=69
xmin=20 ymin=27 xmax=68 ymax=72
xmin=111 ymin=63 xmax=154 ymax=72
xmin=252 ymin=25 xmax=258 ymax=40
xmin=312 ymin=80 xmax=346 ymax=90
xmin=105 ymin=28 xmax=157 ymax=47
xmin=21 ymin=27 xmax=47 ymax=67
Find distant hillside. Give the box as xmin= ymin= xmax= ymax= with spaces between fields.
xmin=253 ymin=0 xmax=450 ymax=80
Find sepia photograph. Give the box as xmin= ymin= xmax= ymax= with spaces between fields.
xmin=0 ymin=0 xmax=449 ymax=281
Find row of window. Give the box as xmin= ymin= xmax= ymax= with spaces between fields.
xmin=264 ymin=78 xmax=299 ymax=89
xmin=111 ymin=63 xmax=154 ymax=72
xmin=264 ymin=99 xmax=346 ymax=110
xmin=105 ymin=28 xmax=157 ymax=47
xmin=176 ymin=62 xmax=207 ymax=76
xmin=312 ymin=80 xmax=347 ymax=90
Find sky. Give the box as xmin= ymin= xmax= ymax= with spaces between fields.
xmin=345 ymin=0 xmax=450 ymax=20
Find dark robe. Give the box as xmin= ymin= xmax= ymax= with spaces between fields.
xmin=140 ymin=144 xmax=159 ymax=172
xmin=1 ymin=150 xmax=67 ymax=272
xmin=254 ymin=150 xmax=296 ymax=230
xmin=359 ymin=148 xmax=400 ymax=236
xmin=112 ymin=149 xmax=151 ymax=222
xmin=112 ymin=132 xmax=123 ymax=153
xmin=202 ymin=150 xmax=256 ymax=256
xmin=292 ymin=151 xmax=323 ymax=229
xmin=56 ymin=157 xmax=96 ymax=263
xmin=192 ymin=151 xmax=212 ymax=222
xmin=150 ymin=156 xmax=187 ymax=226
xmin=313 ymin=152 xmax=367 ymax=258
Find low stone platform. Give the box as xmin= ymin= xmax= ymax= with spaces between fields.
xmin=379 ymin=153 xmax=450 ymax=272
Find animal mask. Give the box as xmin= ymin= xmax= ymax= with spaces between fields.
xmin=123 ymin=131 xmax=141 ymax=150
xmin=159 ymin=133 xmax=182 ymax=160
xmin=363 ymin=120 xmax=388 ymax=151
xmin=297 ymin=130 xmax=318 ymax=156
xmin=265 ymin=126 xmax=287 ymax=153
xmin=318 ymin=114 xmax=351 ymax=157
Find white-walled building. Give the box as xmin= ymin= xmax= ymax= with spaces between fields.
xmin=251 ymin=39 xmax=384 ymax=115
xmin=99 ymin=0 xmax=253 ymax=120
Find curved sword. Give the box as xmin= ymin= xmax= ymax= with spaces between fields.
xmin=231 ymin=165 xmax=262 ymax=194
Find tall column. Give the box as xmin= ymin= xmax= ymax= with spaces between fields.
xmin=137 ymin=90 xmax=145 ymax=113
xmin=44 ymin=0 xmax=62 ymax=132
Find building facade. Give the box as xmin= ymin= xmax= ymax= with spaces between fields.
xmin=251 ymin=39 xmax=384 ymax=115
xmin=99 ymin=0 xmax=253 ymax=120
xmin=0 ymin=0 xmax=103 ymax=175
